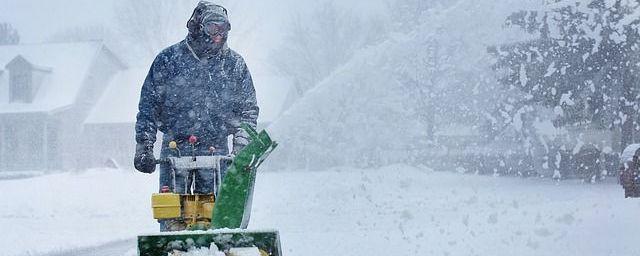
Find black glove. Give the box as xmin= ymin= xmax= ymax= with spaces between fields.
xmin=134 ymin=142 xmax=156 ymax=174
xmin=232 ymin=128 xmax=250 ymax=155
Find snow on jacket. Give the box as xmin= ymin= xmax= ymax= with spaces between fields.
xmin=135 ymin=39 xmax=258 ymax=155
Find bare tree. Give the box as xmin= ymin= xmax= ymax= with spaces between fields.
xmin=0 ymin=23 xmax=20 ymax=45
xmin=113 ymin=0 xmax=198 ymax=65
xmin=270 ymin=1 xmax=383 ymax=102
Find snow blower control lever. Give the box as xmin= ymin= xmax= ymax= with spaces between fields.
xmin=155 ymin=135 xmax=233 ymax=170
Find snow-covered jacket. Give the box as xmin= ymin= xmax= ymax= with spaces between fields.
xmin=134 ymin=40 xmax=258 ymax=155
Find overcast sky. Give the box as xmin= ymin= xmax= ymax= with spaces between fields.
xmin=1 ymin=0 xmax=387 ymax=42
xmin=0 ymin=0 xmax=115 ymax=43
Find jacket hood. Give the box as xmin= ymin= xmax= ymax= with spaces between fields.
xmin=187 ymin=1 xmax=230 ymax=36
xmin=186 ymin=1 xmax=230 ymax=59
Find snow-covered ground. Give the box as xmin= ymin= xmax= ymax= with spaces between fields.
xmin=0 ymin=169 xmax=157 ymax=256
xmin=1 ymin=166 xmax=638 ymax=256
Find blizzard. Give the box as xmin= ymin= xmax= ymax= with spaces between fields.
xmin=1 ymin=166 xmax=637 ymax=256
xmin=2 ymin=0 xmax=640 ymax=255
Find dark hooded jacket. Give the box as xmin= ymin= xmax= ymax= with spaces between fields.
xmin=135 ymin=2 xmax=258 ymax=158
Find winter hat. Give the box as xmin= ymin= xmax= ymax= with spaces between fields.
xmin=186 ymin=1 xmax=231 ymax=59
xmin=187 ymin=1 xmax=231 ymax=36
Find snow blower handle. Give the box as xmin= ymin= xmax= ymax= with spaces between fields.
xmin=154 ymin=155 xmax=234 ymax=169
xmin=153 ymin=137 xmax=235 ymax=168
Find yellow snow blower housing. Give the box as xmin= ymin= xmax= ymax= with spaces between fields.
xmin=152 ymin=193 xmax=216 ymax=230
xmin=151 ymin=193 xmax=180 ymax=219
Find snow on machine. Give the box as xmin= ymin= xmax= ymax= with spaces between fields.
xmin=137 ymin=124 xmax=281 ymax=255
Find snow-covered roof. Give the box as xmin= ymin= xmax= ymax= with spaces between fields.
xmin=85 ymin=68 xmax=147 ymax=124
xmin=0 ymin=41 xmax=106 ymax=114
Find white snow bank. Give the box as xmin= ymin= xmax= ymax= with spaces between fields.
xmin=0 ymin=169 xmax=158 ymax=256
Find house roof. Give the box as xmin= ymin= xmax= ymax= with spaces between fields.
xmin=6 ymin=55 xmax=53 ymax=73
xmin=0 ymin=41 xmax=111 ymax=114
xmin=84 ymin=68 xmax=146 ymax=124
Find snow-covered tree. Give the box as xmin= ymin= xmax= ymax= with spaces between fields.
xmin=0 ymin=23 xmax=19 ymax=45
xmin=393 ymin=0 xmax=508 ymax=144
xmin=490 ymin=0 xmax=640 ymax=148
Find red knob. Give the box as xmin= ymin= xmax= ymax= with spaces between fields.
xmin=188 ymin=135 xmax=198 ymax=144
xmin=161 ymin=186 xmax=171 ymax=193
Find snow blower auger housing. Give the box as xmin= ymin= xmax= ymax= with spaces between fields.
xmin=137 ymin=124 xmax=281 ymax=256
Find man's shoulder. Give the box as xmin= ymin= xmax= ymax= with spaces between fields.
xmin=156 ymin=40 xmax=188 ymax=60
xmin=224 ymin=48 xmax=249 ymax=70
xmin=225 ymin=48 xmax=245 ymax=62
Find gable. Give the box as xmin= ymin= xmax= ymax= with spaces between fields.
xmin=5 ymin=55 xmax=53 ymax=104
xmin=0 ymin=42 xmax=122 ymax=114
xmin=6 ymin=55 xmax=52 ymax=72
xmin=6 ymin=55 xmax=31 ymax=71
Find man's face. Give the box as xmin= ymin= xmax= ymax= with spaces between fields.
xmin=202 ymin=16 xmax=230 ymax=45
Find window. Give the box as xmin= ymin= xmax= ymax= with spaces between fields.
xmin=9 ymin=70 xmax=32 ymax=103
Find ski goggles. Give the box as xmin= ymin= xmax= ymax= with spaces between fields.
xmin=202 ymin=20 xmax=230 ymax=36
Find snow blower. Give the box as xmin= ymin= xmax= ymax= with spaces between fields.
xmin=137 ymin=124 xmax=281 ymax=256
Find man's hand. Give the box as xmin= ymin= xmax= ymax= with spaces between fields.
xmin=134 ymin=142 xmax=156 ymax=174
xmin=232 ymin=128 xmax=250 ymax=155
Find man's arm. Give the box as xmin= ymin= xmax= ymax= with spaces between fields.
xmin=134 ymin=55 xmax=166 ymax=173
xmin=136 ymin=56 xmax=166 ymax=145
xmin=229 ymin=59 xmax=259 ymax=154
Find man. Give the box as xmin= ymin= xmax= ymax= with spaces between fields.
xmin=134 ymin=1 xmax=259 ymax=196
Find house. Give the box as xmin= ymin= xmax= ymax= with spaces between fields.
xmin=0 ymin=41 xmax=126 ymax=173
